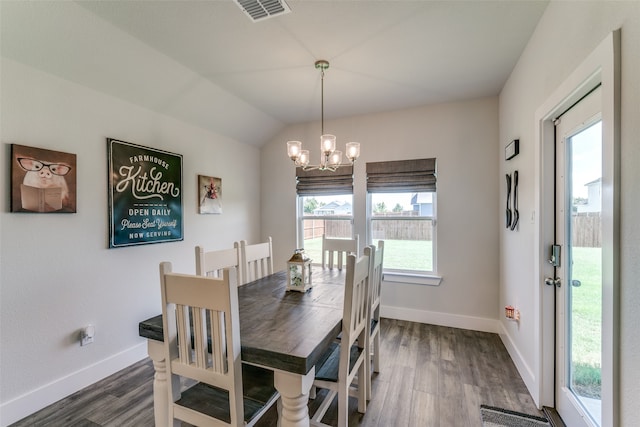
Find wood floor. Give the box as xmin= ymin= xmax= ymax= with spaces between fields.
xmin=10 ymin=319 xmax=544 ymax=427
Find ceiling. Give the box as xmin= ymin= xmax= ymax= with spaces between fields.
xmin=1 ymin=0 xmax=549 ymax=146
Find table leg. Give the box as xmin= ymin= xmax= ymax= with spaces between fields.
xmin=147 ymin=339 xmax=180 ymax=427
xmin=273 ymin=367 xmax=315 ymax=427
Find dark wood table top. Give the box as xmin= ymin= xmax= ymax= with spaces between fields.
xmin=139 ymin=268 xmax=345 ymax=375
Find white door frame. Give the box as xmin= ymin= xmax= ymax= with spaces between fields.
xmin=533 ymin=30 xmax=620 ymax=426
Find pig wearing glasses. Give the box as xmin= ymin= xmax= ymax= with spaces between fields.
xmin=18 ymin=157 xmax=71 ymax=204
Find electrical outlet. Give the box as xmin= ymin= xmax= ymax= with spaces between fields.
xmin=80 ymin=325 xmax=95 ymax=346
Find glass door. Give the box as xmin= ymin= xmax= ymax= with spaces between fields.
xmin=554 ymin=86 xmax=602 ymax=427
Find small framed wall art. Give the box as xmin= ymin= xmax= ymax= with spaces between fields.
xmin=505 ymin=139 xmax=520 ymax=160
xmin=198 ymin=175 xmax=222 ymax=214
xmin=10 ymin=144 xmax=77 ymax=213
xmin=107 ymin=138 xmax=183 ymax=248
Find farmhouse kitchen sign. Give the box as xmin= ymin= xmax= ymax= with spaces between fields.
xmin=107 ymin=138 xmax=183 ymax=248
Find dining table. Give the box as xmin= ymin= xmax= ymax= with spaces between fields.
xmin=138 ymin=267 xmax=346 ymax=427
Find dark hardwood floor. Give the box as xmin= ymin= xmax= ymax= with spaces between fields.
xmin=11 ymin=319 xmax=543 ymax=427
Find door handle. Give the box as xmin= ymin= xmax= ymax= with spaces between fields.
xmin=572 ymin=280 xmax=581 ymax=287
xmin=544 ymin=277 xmax=561 ymax=287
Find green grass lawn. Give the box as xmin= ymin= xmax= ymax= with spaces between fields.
xmin=301 ymin=238 xmax=433 ymax=271
xmin=571 ymin=246 xmax=602 ymax=398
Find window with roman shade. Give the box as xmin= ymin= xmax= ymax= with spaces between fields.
xmin=366 ymin=158 xmax=436 ymax=193
xmin=366 ymin=158 xmax=438 ymax=277
xmin=295 ymin=166 xmax=354 ymax=263
xmin=295 ymin=166 xmax=353 ymax=195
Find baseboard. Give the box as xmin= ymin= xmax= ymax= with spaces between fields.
xmin=381 ymin=304 xmax=500 ymax=333
xmin=497 ymin=321 xmax=537 ymax=401
xmin=0 ymin=342 xmax=148 ymax=427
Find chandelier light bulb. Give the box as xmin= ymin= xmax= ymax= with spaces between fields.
xmin=299 ymin=150 xmax=310 ymax=167
xmin=346 ymin=142 xmax=360 ymax=162
xmin=287 ymin=141 xmax=302 ymax=160
xmin=320 ymin=134 xmax=336 ymax=155
xmin=329 ymin=150 xmax=343 ymax=166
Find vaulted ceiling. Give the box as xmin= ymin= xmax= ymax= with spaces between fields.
xmin=1 ymin=0 xmax=548 ymax=146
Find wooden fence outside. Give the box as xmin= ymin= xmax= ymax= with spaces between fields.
xmin=303 ymin=218 xmax=433 ymax=241
xmin=304 ymin=214 xmax=600 ymax=246
xmin=303 ymin=219 xmax=351 ymax=239
xmin=572 ymin=212 xmax=601 ymax=248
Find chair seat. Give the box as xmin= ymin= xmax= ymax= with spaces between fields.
xmin=370 ymin=317 xmax=379 ymax=333
xmin=176 ymin=364 xmax=278 ymax=424
xmin=334 ymin=318 xmax=377 ymax=342
xmin=315 ymin=342 xmax=365 ymax=383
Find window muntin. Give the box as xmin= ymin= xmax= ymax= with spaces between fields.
xmin=298 ymin=194 xmax=353 ymax=264
xmin=369 ymin=192 xmax=436 ymax=274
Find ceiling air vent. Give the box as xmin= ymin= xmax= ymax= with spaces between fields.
xmin=235 ymin=0 xmax=291 ymax=22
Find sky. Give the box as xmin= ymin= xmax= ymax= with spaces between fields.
xmin=570 ymin=121 xmax=602 ymax=199
xmin=305 ymin=192 xmax=431 ymax=212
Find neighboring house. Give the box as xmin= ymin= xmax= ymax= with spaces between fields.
xmin=411 ymin=193 xmax=433 ymax=216
xmin=314 ymin=201 xmax=352 ymax=215
xmin=576 ymin=178 xmax=602 ymax=213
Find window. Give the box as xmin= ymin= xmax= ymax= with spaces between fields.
xmin=369 ymin=192 xmax=435 ymax=274
xmin=366 ymin=159 xmax=437 ymax=276
xmin=298 ymin=194 xmax=353 ymax=263
xmin=295 ymin=166 xmax=353 ymax=264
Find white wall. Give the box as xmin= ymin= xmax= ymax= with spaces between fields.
xmin=261 ymin=97 xmax=501 ymax=331
xmin=498 ymin=1 xmax=640 ymax=424
xmin=0 ymin=59 xmax=261 ymax=425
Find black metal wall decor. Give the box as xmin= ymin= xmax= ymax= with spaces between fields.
xmin=505 ymin=139 xmax=519 ymax=160
xmin=506 ymin=170 xmax=519 ymax=231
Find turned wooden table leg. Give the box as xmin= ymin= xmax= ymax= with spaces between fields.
xmin=147 ymin=339 xmax=180 ymax=427
xmin=273 ymin=367 xmax=315 ymax=427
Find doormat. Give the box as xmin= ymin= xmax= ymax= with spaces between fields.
xmin=480 ymin=405 xmax=551 ymax=427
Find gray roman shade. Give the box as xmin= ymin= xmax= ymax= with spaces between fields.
xmin=296 ymin=166 xmax=353 ymax=196
xmin=366 ymin=158 xmax=437 ymax=193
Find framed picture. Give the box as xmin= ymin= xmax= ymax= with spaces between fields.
xmin=505 ymin=139 xmax=520 ymax=160
xmin=198 ymin=175 xmax=222 ymax=214
xmin=10 ymin=144 xmax=77 ymax=213
xmin=107 ymin=138 xmax=183 ymax=248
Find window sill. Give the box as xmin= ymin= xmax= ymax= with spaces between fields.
xmin=383 ymin=272 xmax=442 ymax=286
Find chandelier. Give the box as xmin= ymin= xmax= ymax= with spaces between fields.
xmin=286 ymin=60 xmax=360 ymax=171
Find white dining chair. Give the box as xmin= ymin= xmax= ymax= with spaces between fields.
xmin=364 ymin=240 xmax=384 ymax=400
xmin=310 ymin=253 xmax=370 ymax=427
xmin=239 ymin=237 xmax=274 ymax=284
xmin=159 ymin=262 xmax=279 ymax=426
xmin=195 ymin=243 xmax=243 ymax=284
xmin=321 ymin=234 xmax=359 ymax=270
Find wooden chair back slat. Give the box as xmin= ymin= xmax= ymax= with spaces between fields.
xmin=363 ymin=240 xmax=385 ymax=400
xmin=343 ymin=253 xmax=370 ymax=346
xmin=321 ymin=234 xmax=359 ymax=270
xmin=239 ymin=237 xmax=274 ymax=284
xmin=195 ymin=244 xmax=242 ymax=285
